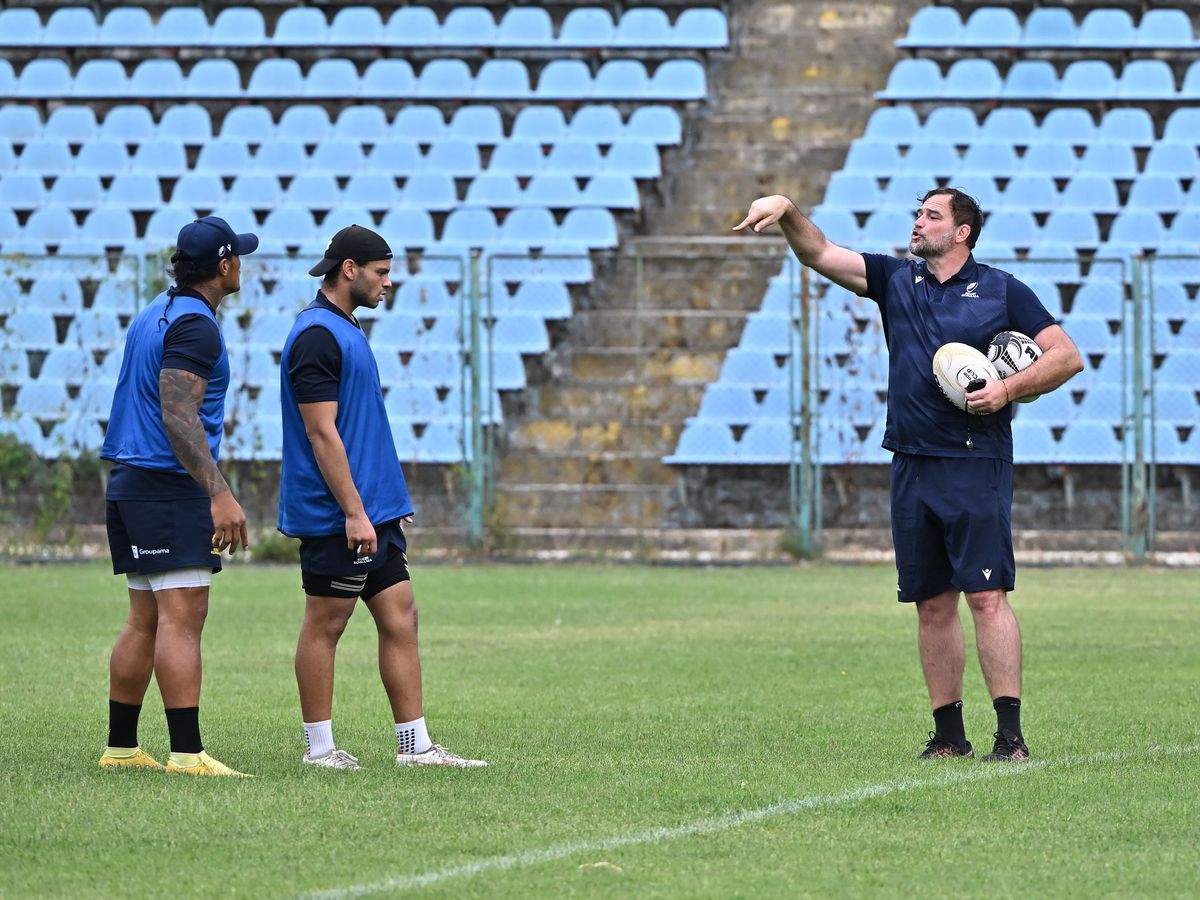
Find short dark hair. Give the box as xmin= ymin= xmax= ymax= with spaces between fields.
xmin=322 ymin=259 xmax=369 ymax=287
xmin=920 ymin=187 xmax=983 ymax=249
xmin=167 ymin=250 xmax=221 ymax=288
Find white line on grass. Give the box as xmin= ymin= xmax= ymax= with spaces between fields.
xmin=302 ymin=743 xmax=1199 ymax=899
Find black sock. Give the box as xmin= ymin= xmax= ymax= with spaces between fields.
xmin=165 ymin=707 xmax=203 ymax=754
xmin=993 ymin=696 xmax=1022 ymax=737
xmin=933 ymin=700 xmax=967 ymax=747
xmin=108 ymin=700 xmax=141 ymax=749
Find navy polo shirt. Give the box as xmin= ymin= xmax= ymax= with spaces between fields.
xmin=861 ymin=253 xmax=1055 ymax=461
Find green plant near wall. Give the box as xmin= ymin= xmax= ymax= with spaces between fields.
xmin=0 ymin=434 xmax=101 ymax=541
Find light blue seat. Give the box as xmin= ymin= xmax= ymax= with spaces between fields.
xmin=1025 ymin=242 xmax=1082 ymax=284
xmin=414 ymin=420 xmax=467 ymax=464
xmin=1145 ymin=142 xmax=1200 ymax=177
xmin=570 ymin=105 xmax=624 ymax=144
xmin=173 ymin=173 xmax=227 ymax=210
xmin=4 ymin=310 xmax=59 ymax=349
xmin=581 ymin=173 xmax=639 ymax=209
xmin=739 ymin=314 xmax=791 ymax=353
xmin=158 ymin=104 xmax=213 ymax=142
xmin=535 ymin=59 xmax=593 ymax=100
xmin=608 ymin=140 xmax=662 ymax=177
xmin=248 ymin=143 xmax=304 ymax=178
xmin=1127 ymin=176 xmax=1185 ymax=213
xmin=399 ymin=173 xmax=456 ymax=212
xmin=1077 ymin=9 xmax=1136 ymax=49
xmin=261 ymin=207 xmax=318 ymax=249
xmin=511 ymin=107 xmax=567 ymax=143
xmin=128 ymin=60 xmax=186 ymax=98
xmin=304 ymin=59 xmax=360 ymax=100
xmin=985 ymin=211 xmax=1038 ymax=247
xmin=69 ymin=61 xmax=126 ymax=101
xmin=808 ymin=208 xmax=859 ymax=245
xmin=211 ymin=7 xmax=266 ymax=47
xmin=425 ymin=140 xmax=481 ymax=176
xmin=448 ymin=106 xmax=503 ymax=144
xmin=273 ymin=8 xmax=328 ymax=46
xmin=107 ymin=172 xmax=163 ymax=209
xmin=66 ymin=309 xmax=124 ymax=349
xmin=335 ymin=106 xmax=389 ymax=143
xmin=385 ymin=385 xmax=442 ymax=423
xmin=155 ymin=7 xmax=210 ymax=45
xmin=44 ymin=7 xmax=100 ymax=46
xmin=328 ymin=7 xmax=383 ymax=45
xmin=878 ymin=59 xmax=941 ymax=100
xmin=37 ymin=346 xmax=89 ymax=384
xmin=0 ymin=105 xmax=42 ymax=143
xmin=1155 ymin=384 xmax=1199 ymax=422
xmin=417 ymin=59 xmax=473 ymax=99
xmin=560 ymin=207 xmax=617 ymax=248
xmin=17 ymin=60 xmax=72 ymax=99
xmin=487 ymin=139 xmax=544 ymax=176
xmin=0 ymin=172 xmax=47 ymax=209
xmin=1022 ymin=8 xmax=1077 ymax=47
xmin=1164 ymin=108 xmax=1200 ymax=143
xmin=286 ymin=173 xmax=340 ymax=210
xmin=221 ymin=106 xmax=275 ymax=143
xmin=980 ymin=108 xmax=1037 ymax=145
xmin=1097 ymin=108 xmax=1156 ymax=147
xmin=1081 ymin=143 xmax=1138 ymax=178
xmin=626 ymin=106 xmax=682 ymax=145
xmin=664 ymin=421 xmax=738 ymax=464
xmin=16 ymin=381 xmax=71 ymax=422
xmin=0 ymin=9 xmax=41 ymax=48
xmin=442 ymin=208 xmax=498 ymax=248
xmin=696 ymin=385 xmax=759 ymax=423
xmin=959 ymin=141 xmax=1019 ymax=177
xmin=1109 ymin=211 xmax=1167 ymax=251
xmin=506 ymin=279 xmax=571 ymax=319
xmin=720 ymin=348 xmax=786 ymax=388
xmin=186 ymin=59 xmax=242 ymax=98
xmin=247 ymin=59 xmax=304 ymax=98
xmin=559 ymin=7 xmax=616 ymax=48
xmin=594 ymin=60 xmax=650 ymax=99
xmin=278 ymin=105 xmax=332 ymax=142
xmin=397 ymin=279 xmax=455 ymax=315
xmin=384 ymin=7 xmax=440 ymax=48
xmin=496 ymin=7 xmax=553 ymax=47
xmin=674 ymin=8 xmax=728 ymax=48
xmin=48 ymin=173 xmax=103 ymax=210
xmin=843 ymin=139 xmax=902 ymax=173
xmin=309 ymin=139 xmax=365 ymax=175
xmin=1000 ymin=175 xmax=1059 ymax=214
xmin=615 ymin=8 xmax=671 ymax=47
xmin=1012 ymin=420 xmax=1061 ymax=462
xmin=1044 ymin=210 xmax=1100 ymax=248
xmin=465 ymin=173 xmax=522 ymax=208
xmin=194 ymin=139 xmax=251 ymax=177
xmin=76 ymin=141 xmax=131 ymax=177
xmin=737 ymin=421 xmax=792 ymax=464
xmin=82 ymin=207 xmax=139 ymax=249
xmin=824 ymin=172 xmax=881 ymax=211
xmin=951 ymin=174 xmax=1000 ymax=210
xmin=863 ymin=107 xmax=921 ymax=144
xmin=1022 ymin=277 xmax=1063 ymax=319
xmin=370 ymin=313 xmax=422 ymax=349
xmin=29 ymin=275 xmax=83 ymax=312
xmin=649 ymin=60 xmax=706 ymax=100
xmin=97 ymin=105 xmax=154 ymax=145
xmin=45 ymin=107 xmax=98 ymax=144
xmin=906 ymin=142 xmax=959 ymax=178
xmin=898 ymin=6 xmax=960 ymax=46
xmin=490 ymin=314 xmax=549 ymax=353
xmin=547 ymin=140 xmax=603 ymax=176
xmin=962 ymin=8 xmax=1020 ymax=47
xmin=523 ymin=174 xmax=583 ymax=208
xmin=441 ymin=7 xmax=496 ymax=46
xmin=1060 ymin=61 xmax=1117 ymax=100
xmin=1118 ymin=60 xmax=1176 ymax=100
xmin=1002 ymin=60 xmax=1059 ymax=100
xmin=361 ymin=60 xmax=417 ymax=98
xmin=474 ymin=59 xmax=531 ymax=99
xmin=880 ymin=173 xmax=930 ymax=212
xmin=923 ymin=106 xmax=979 ymax=140
xmin=392 ymin=105 xmax=443 ymax=143
xmin=1065 ymin=315 xmax=1116 ymax=353
xmin=1037 ymin=108 xmax=1097 ymax=147
xmin=1137 ymin=9 xmax=1195 ymax=48
xmin=20 ymin=140 xmax=73 ymax=174
xmin=1022 ymin=142 xmax=1079 ymax=178
xmin=342 ymin=173 xmax=399 ymax=209
xmin=1058 ymin=175 xmax=1119 ymax=213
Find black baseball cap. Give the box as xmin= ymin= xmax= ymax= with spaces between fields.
xmin=175 ymin=216 xmax=258 ymax=265
xmin=309 ymin=224 xmax=393 ymax=277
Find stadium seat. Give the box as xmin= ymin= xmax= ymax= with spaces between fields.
xmin=475 ymin=60 xmax=531 ymax=100
xmin=1023 ymin=143 xmax=1080 ymax=178
xmin=465 ymin=173 xmax=523 ymax=208
xmin=99 ymin=106 xmax=155 ymax=144
xmin=567 ymin=105 xmax=623 ymax=144
xmin=665 ymin=421 xmax=738 ymax=464
xmin=615 ymin=8 xmax=672 ymax=47
xmin=383 ymin=7 xmax=440 ymax=47
xmin=0 ymin=105 xmax=42 ymax=144
xmin=627 ymin=106 xmax=683 ymax=146
xmin=44 ymin=7 xmax=100 ymax=46
xmin=1002 ymin=61 xmax=1060 ymax=100
xmin=44 ymin=107 xmax=99 ymax=144
xmin=158 ymin=104 xmax=214 ymax=144
xmin=1044 ymin=210 xmax=1101 ymax=248
xmin=417 ymin=59 xmax=473 ymax=99
xmin=1060 ymin=61 xmax=1117 ymax=100
xmin=442 ymin=7 xmax=497 ymax=46
xmin=17 ymin=60 xmax=73 ymax=99
xmin=1077 ymin=9 xmax=1136 ymax=49
xmin=508 ymin=279 xmax=572 ymax=319
xmin=1057 ymin=175 xmax=1119 ymax=214
xmin=1097 ymin=108 xmax=1156 ymax=149
xmin=535 ymin=59 xmax=593 ymax=100
xmin=1000 ymin=175 xmax=1059 ymax=216
xmin=985 ymin=211 xmax=1038 ymax=248
xmin=247 ymin=59 xmax=304 ymax=98
xmin=274 ymin=8 xmax=329 ymax=46
xmin=129 ymin=60 xmax=187 ymax=98
xmin=649 ymin=60 xmax=707 ymax=101
xmin=1137 ymin=9 xmax=1195 ymax=48
xmin=980 ymin=108 xmax=1038 ymax=146
xmin=304 ymin=59 xmax=361 ymax=100
xmin=0 ymin=10 xmax=41 ymax=48
xmin=863 ymin=107 xmax=921 ymax=144
xmin=1117 ymin=60 xmax=1176 ymax=100
xmin=186 ymin=59 xmax=242 ymax=99
xmin=559 ymin=8 xmax=616 ymax=48
xmin=220 ymin=106 xmax=274 ymax=145
xmin=4 ymin=310 xmax=58 ymax=350
xmin=878 ymin=59 xmax=941 ymax=100
xmin=1022 ymin=8 xmax=1077 ymax=47
xmin=425 ymin=140 xmax=481 ymax=177
xmin=674 ymin=8 xmax=729 ymax=48
xmin=1079 ymin=143 xmax=1137 ymax=179
xmin=211 ymin=7 xmax=267 ymax=47
xmin=560 ymin=207 xmax=618 ymax=248
xmin=496 ymin=8 xmax=553 ymax=47
xmin=824 ymin=172 xmax=881 ymax=213
xmin=155 ymin=7 xmax=210 ymax=45
xmin=328 ymin=7 xmax=384 ymax=45
xmin=843 ymin=140 xmax=902 ymax=174
xmin=448 ymin=106 xmax=504 ymax=145
xmin=511 ymin=108 xmax=566 ymax=144
xmin=48 ymin=174 xmax=103 ymax=211
xmin=1109 ymin=211 xmax=1167 ymax=251
xmin=0 ymin=172 xmax=47 ymax=210
xmin=361 ymin=60 xmax=417 ymax=99
xmin=523 ymin=174 xmax=583 ymax=208
xmin=546 ymin=141 xmax=603 ymax=176
xmin=959 ymin=141 xmax=1019 ymax=177
xmin=1039 ymin=109 xmax=1097 ymax=147
xmin=1127 ymin=176 xmax=1185 ymax=213
xmin=720 ymin=348 xmax=786 ymax=388
xmin=400 ymin=173 xmax=456 ymax=213
xmin=962 ymin=8 xmax=1021 ymax=47
xmin=594 ymin=60 xmax=651 ymax=99
xmin=1145 ymin=142 xmax=1200 ymax=178
xmin=898 ymin=7 xmax=961 ymax=46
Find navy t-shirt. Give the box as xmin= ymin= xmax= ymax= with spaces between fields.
xmin=107 ymin=287 xmax=222 ymax=501
xmin=860 ymin=253 xmax=1055 ymax=461
xmin=287 ymin=294 xmax=350 ymax=404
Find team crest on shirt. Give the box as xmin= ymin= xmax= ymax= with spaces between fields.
xmin=962 ymin=281 xmax=979 ymax=298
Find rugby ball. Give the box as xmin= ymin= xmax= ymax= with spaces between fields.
xmin=932 ymin=342 xmax=999 ymax=415
xmin=987 ymin=331 xmax=1042 ymax=403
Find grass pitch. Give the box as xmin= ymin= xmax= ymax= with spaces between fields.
xmin=0 ymin=560 xmax=1197 ymax=898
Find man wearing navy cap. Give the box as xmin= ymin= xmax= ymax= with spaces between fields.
xmin=99 ymin=215 xmax=258 ymax=777
xmin=278 ymin=224 xmax=485 ymax=770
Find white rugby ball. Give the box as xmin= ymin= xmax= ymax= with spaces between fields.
xmin=987 ymin=331 xmax=1042 ymax=403
xmin=932 ymin=342 xmax=1000 ymax=415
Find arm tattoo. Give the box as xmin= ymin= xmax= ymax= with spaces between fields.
xmin=159 ymin=367 xmax=230 ymax=498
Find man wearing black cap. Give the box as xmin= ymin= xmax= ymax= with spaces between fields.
xmin=99 ymin=216 xmax=257 ymax=777
xmin=279 ymin=224 xmax=485 ymax=770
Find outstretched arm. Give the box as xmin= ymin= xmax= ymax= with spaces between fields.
xmin=159 ymin=367 xmax=248 ymax=552
xmin=734 ymin=195 xmax=868 ymax=295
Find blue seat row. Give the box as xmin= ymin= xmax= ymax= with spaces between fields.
xmin=880 ymin=58 xmax=1200 ymax=101
xmin=900 ymin=7 xmax=1196 ymax=50
xmin=0 ymin=103 xmax=683 ymax=148
xmin=0 ymin=6 xmax=728 ymax=50
xmin=0 ymin=57 xmax=708 ymax=101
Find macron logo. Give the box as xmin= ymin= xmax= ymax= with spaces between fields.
xmin=914 ymin=275 xmax=924 ymax=284
xmin=983 ymin=568 xmax=993 ymax=581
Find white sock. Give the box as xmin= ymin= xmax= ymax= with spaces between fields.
xmin=303 ymin=720 xmax=334 ymax=758
xmin=395 ymin=717 xmax=431 ymax=755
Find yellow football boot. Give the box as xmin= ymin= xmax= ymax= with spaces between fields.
xmin=99 ymin=747 xmax=165 ymax=771
xmin=165 ymin=751 xmax=253 ymax=777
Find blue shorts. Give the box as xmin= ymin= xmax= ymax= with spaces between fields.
xmin=299 ymin=523 xmax=410 ymax=601
xmin=890 ymin=452 xmax=1015 ymax=603
xmin=106 ymin=497 xmax=222 ymax=576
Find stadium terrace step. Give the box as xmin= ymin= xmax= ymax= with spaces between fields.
xmin=496 ymin=450 xmax=676 ymax=486
xmin=559 ymin=348 xmax=725 ymax=384
xmin=559 ymin=310 xmax=749 ymax=350
xmin=523 ymin=384 xmax=707 ymax=422
xmin=491 ymin=482 xmax=668 ymax=531
xmin=505 ymin=420 xmax=679 ymax=455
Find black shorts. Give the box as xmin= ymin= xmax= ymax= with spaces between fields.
xmin=106 ymin=497 xmax=222 ymax=576
xmin=890 ymin=452 xmax=1015 ymax=603
xmin=302 ymin=541 xmax=411 ymax=601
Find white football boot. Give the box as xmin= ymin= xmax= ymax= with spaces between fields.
xmin=303 ymin=748 xmax=362 ymax=770
xmin=396 ymin=744 xmax=487 ymax=768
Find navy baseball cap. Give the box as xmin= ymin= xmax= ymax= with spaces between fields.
xmin=309 ymin=224 xmax=393 ymax=277
xmin=175 ymin=216 xmax=259 ymax=265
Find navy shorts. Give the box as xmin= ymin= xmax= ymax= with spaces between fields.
xmin=890 ymin=452 xmax=1015 ymax=603
xmin=299 ymin=522 xmax=410 ymax=601
xmin=106 ymin=497 xmax=222 ymax=576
